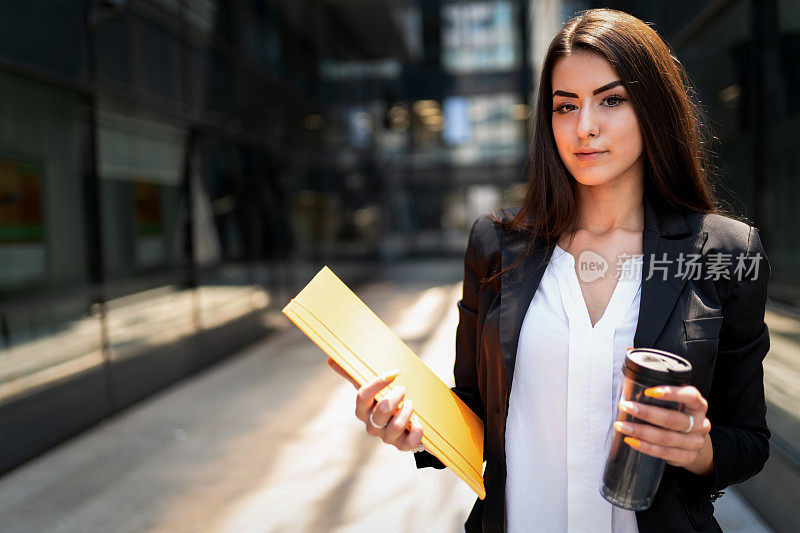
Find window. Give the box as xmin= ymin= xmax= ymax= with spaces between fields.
xmin=441 ymin=1 xmax=520 ymax=73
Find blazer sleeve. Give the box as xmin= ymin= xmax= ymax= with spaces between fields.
xmin=414 ymin=216 xmax=488 ymax=470
xmin=677 ymin=225 xmax=771 ymax=503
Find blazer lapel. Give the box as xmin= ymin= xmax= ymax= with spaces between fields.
xmin=498 ymin=194 xmax=708 ymax=390
xmin=499 ymin=228 xmax=552 ymax=390
xmin=633 ymin=195 xmax=708 ymax=349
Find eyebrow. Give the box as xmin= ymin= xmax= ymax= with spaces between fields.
xmin=552 ymin=80 xmax=624 ymax=98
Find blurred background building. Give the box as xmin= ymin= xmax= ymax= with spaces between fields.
xmin=0 ymin=0 xmax=797 ymax=531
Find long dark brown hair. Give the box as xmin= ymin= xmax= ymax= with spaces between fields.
xmin=493 ymin=8 xmax=728 ymax=268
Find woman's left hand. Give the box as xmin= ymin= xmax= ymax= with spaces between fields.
xmin=616 ymin=386 xmax=714 ymax=476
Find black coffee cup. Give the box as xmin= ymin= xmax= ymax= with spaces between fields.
xmin=600 ymin=348 xmax=692 ymax=510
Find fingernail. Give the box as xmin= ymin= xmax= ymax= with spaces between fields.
xmin=393 ymin=386 xmax=406 ymax=396
xmin=381 ymin=369 xmax=401 ymax=381
xmin=614 ymin=421 xmax=632 ymax=433
xmin=619 ymin=400 xmax=638 ymax=414
xmin=644 ymin=387 xmax=664 ymax=398
xmin=624 ymin=437 xmax=642 ymax=448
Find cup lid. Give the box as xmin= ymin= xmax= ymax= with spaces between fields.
xmin=624 ymin=348 xmax=692 ymax=385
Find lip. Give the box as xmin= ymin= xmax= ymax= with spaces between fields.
xmin=575 ymin=150 xmax=608 ymax=162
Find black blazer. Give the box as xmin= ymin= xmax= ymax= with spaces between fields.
xmin=415 ymin=193 xmax=771 ymax=533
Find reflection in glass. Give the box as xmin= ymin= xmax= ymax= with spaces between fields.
xmin=0 ymin=296 xmax=103 ymax=406
xmin=198 ymin=265 xmax=268 ymax=330
xmin=105 ymin=283 xmax=197 ymax=362
xmin=441 ymin=1 xmax=520 ymax=73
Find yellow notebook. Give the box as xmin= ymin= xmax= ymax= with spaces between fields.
xmin=282 ymin=266 xmax=485 ymax=499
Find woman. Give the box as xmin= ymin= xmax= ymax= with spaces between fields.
xmin=329 ymin=8 xmax=770 ymax=533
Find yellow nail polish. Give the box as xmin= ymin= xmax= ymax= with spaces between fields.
xmin=623 ymin=437 xmax=642 ymax=448
xmin=644 ymin=387 xmax=664 ymax=398
xmin=624 ymin=437 xmax=642 ymax=448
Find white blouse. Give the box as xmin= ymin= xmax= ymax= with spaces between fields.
xmin=505 ymin=244 xmax=643 ymax=533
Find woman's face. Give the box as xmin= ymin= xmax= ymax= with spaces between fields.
xmin=550 ymin=51 xmax=645 ymax=188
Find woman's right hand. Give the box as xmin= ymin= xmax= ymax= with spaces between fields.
xmin=327 ymin=358 xmax=424 ymax=452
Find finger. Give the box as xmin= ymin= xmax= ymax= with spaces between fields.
xmin=368 ymin=386 xmax=406 ymax=429
xmin=398 ymin=414 xmax=424 ymax=452
xmin=327 ymin=358 xmax=359 ymax=389
xmin=355 ymin=370 xmax=401 ymax=421
xmin=365 ymin=418 xmax=384 ymax=438
xmin=384 ymin=397 xmax=413 ymax=445
xmin=619 ymin=399 xmax=707 ymax=434
xmin=614 ymin=421 xmax=705 ymax=451
xmin=643 ymin=386 xmax=708 ymax=413
xmin=623 ymin=437 xmax=697 ymax=467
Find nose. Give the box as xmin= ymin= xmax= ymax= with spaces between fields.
xmin=576 ymin=104 xmax=599 ymax=139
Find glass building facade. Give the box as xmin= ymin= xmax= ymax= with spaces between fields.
xmin=0 ymin=0 xmax=399 ymax=475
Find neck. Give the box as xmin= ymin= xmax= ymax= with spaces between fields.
xmin=573 ymin=177 xmax=645 ymax=235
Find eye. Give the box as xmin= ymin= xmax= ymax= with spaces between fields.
xmin=552 ymin=103 xmax=575 ymax=115
xmin=552 ymin=94 xmax=629 ymax=115
xmin=602 ymin=94 xmax=629 ymax=107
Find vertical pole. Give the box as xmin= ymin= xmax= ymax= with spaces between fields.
xmin=178 ymin=0 xmax=201 ymax=331
xmin=422 ymin=1 xmax=441 ymax=69
xmin=518 ymin=0 xmax=533 ymax=147
xmin=84 ymin=0 xmax=112 ymax=411
xmin=519 ymin=0 xmax=531 ymax=100
xmin=182 ymin=130 xmax=201 ymax=330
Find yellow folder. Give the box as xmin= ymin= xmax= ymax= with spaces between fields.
xmin=281 ymin=266 xmax=485 ymax=499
